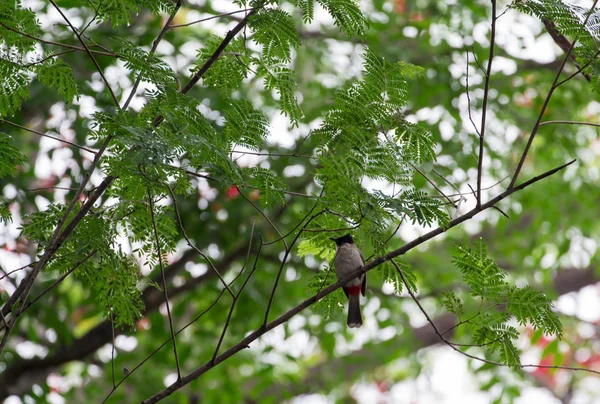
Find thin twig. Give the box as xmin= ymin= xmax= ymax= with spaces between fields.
xmin=0 ymin=21 xmax=116 ymax=57
xmin=542 ymin=18 xmax=592 ymax=82
xmin=477 ymin=0 xmax=497 ymax=208
xmin=141 ymin=160 xmax=576 ymax=403
xmin=236 ymin=186 xmax=288 ymax=250
xmin=411 ymin=163 xmax=456 ymax=207
xmin=109 ymin=297 xmax=116 ymax=388
xmin=23 ymin=250 xmax=97 ymax=311
xmin=212 ymin=238 xmax=263 ymax=362
xmin=147 ymin=188 xmax=181 ymax=380
xmin=0 ymin=262 xmax=35 ymax=281
xmin=122 ymin=0 xmax=182 ymax=110
xmin=165 ymin=183 xmax=235 ymax=297
xmin=441 ymin=303 xmax=502 ymax=336
xmin=168 ymin=8 xmax=254 ymax=29
xmin=48 ymin=0 xmax=119 ymax=106
xmin=22 ymin=49 xmax=76 ymax=67
xmin=465 ymin=51 xmax=482 ymax=138
xmin=555 ymin=50 xmax=600 ymax=88
xmin=509 ymin=1 xmax=599 ymax=189
xmin=262 ymin=207 xmax=324 ymax=327
xmin=539 ymin=120 xmax=600 ymax=128
xmin=102 ymin=289 xmax=227 ymax=403
xmin=153 ymin=7 xmax=260 ymax=126
xmin=391 ymin=260 xmax=600 ymax=374
xmin=230 ymin=150 xmax=312 ymax=158
xmin=0 ymin=119 xmax=97 ymax=154
xmin=103 ymin=224 xmax=259 ymax=402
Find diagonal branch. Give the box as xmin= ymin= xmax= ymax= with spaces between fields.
xmin=392 ymin=255 xmax=600 ymax=376
xmin=147 ymin=188 xmax=181 ymax=380
xmin=542 ymin=19 xmax=592 ymax=82
xmin=0 ymin=119 xmax=97 ymax=154
xmin=141 ymin=160 xmax=576 ymax=403
xmin=47 ymin=0 xmax=119 ymax=106
xmin=509 ymin=1 xmax=599 ymax=189
xmin=477 ymin=0 xmax=497 ymax=208
xmin=122 ymin=0 xmax=183 ymax=110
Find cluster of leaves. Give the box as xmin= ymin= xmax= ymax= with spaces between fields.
xmin=441 ymin=239 xmax=562 ymax=368
xmin=87 ymin=0 xmax=176 ymax=27
xmin=0 ymin=0 xmax=581 ymax=401
xmin=513 ymin=0 xmax=600 ymax=91
xmin=21 ymin=205 xmax=143 ymax=327
xmin=0 ymin=0 xmax=375 ymax=331
xmin=0 ymin=1 xmax=82 ymax=116
xmin=302 ymin=50 xmax=448 ymax=295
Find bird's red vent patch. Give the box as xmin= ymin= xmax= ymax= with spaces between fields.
xmin=345 ymin=284 xmax=362 ymax=295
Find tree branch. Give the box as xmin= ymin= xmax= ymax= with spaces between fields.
xmin=141 ymin=160 xmax=576 ymax=403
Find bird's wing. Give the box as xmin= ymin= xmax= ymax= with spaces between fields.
xmin=359 ymin=249 xmax=366 ymax=296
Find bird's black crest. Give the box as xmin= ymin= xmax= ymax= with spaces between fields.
xmin=330 ymin=234 xmax=354 ymax=246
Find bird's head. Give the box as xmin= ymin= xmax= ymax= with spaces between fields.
xmin=329 ymin=234 xmax=354 ymax=247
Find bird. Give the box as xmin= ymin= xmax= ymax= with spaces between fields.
xmin=330 ymin=234 xmax=366 ymax=328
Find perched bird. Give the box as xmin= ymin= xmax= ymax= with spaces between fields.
xmin=330 ymin=234 xmax=366 ymax=328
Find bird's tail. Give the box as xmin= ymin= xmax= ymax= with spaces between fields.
xmin=347 ymin=294 xmax=363 ymax=328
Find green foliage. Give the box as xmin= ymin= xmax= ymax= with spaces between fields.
xmin=1 ymin=0 xmax=593 ymax=402
xmin=245 ymin=167 xmax=287 ymax=207
xmin=396 ymin=121 xmax=436 ymax=164
xmin=194 ymin=36 xmax=251 ymax=94
xmin=0 ymin=58 xmax=29 ymax=117
xmin=307 ymin=267 xmax=345 ymax=319
xmin=507 ymin=286 xmax=562 ymax=337
xmin=512 ymin=0 xmax=600 ymax=93
xmin=37 ymin=58 xmax=80 ymax=102
xmin=440 ymin=291 xmax=464 ymax=316
xmin=473 ymin=313 xmax=521 ymax=368
xmin=0 ymin=0 xmax=42 ymax=52
xmin=378 ymin=260 xmax=417 ymax=294
xmin=224 ymin=99 xmax=270 ymax=150
xmin=382 ymin=189 xmax=449 ymax=228
xmin=450 ymin=239 xmax=562 ymax=367
xmin=113 ymin=37 xmax=177 ymax=86
xmin=22 ymin=203 xmax=144 ymax=327
xmin=77 ymin=252 xmax=143 ymax=328
xmin=298 ymin=237 xmax=335 ymax=261
xmin=0 ymin=197 xmax=11 ymax=224
xmin=512 ymin=0 xmax=595 ymax=42
xmin=0 ymin=132 xmax=26 ymax=177
xmin=259 ymin=61 xmax=302 ymax=126
xmin=316 ymin=0 xmax=367 ymax=37
xmin=88 ymin=0 xmax=176 ymax=27
xmin=453 ymin=239 xmax=508 ymax=301
xmin=21 ymin=204 xmax=69 ymax=246
xmin=293 ymin=0 xmax=315 ymax=23
xmin=250 ymin=9 xmax=300 ymax=62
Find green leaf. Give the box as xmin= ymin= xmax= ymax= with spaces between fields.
xmin=452 ymin=239 xmax=509 ymax=301
xmin=307 ymin=268 xmax=345 ymax=319
xmin=440 ymin=291 xmax=464 ymax=316
xmin=246 ymin=167 xmax=287 ymax=207
xmin=316 ymin=0 xmax=368 ymax=37
xmin=112 ymin=37 xmax=177 ymax=86
xmin=194 ymin=36 xmax=250 ymax=95
xmin=293 ymin=0 xmax=315 ymax=23
xmin=0 ymin=58 xmax=30 ymax=116
xmin=0 ymin=196 xmax=12 ymax=224
xmin=0 ymin=132 xmax=26 ymax=177
xmin=37 ymin=58 xmax=80 ymax=102
xmin=507 ymin=286 xmax=562 ymax=337
xmin=224 ymin=99 xmax=270 ymax=150
xmin=250 ymin=9 xmax=300 ymax=62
